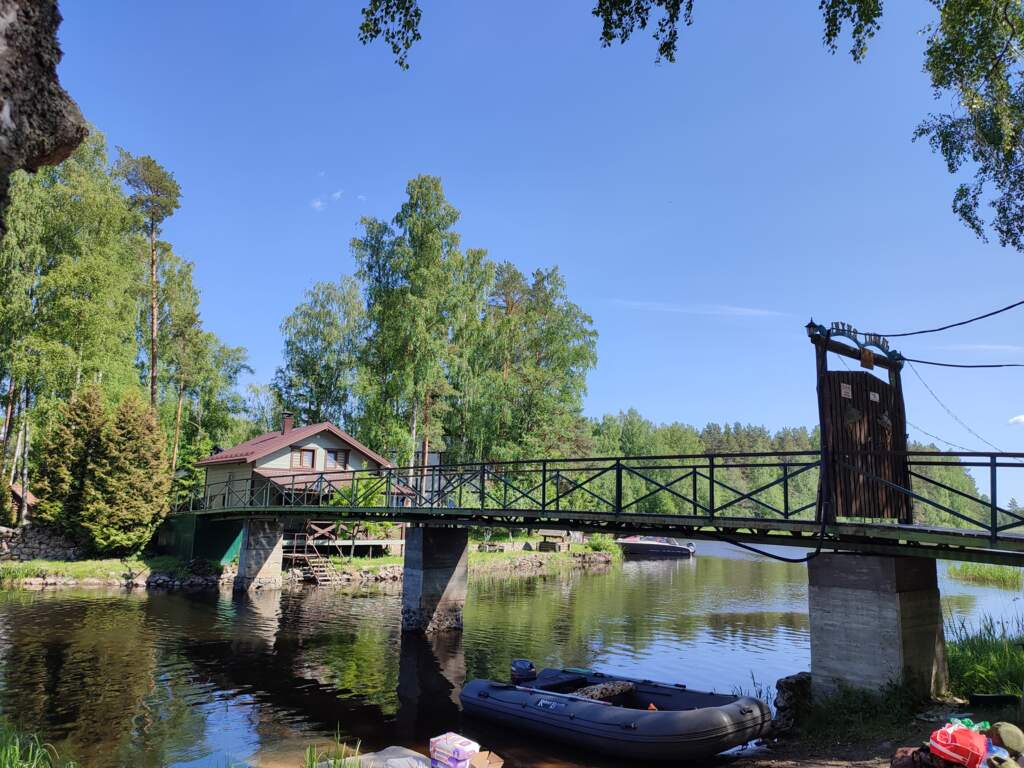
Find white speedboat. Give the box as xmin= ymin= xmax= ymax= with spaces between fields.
xmin=616 ymin=536 xmax=696 ymax=558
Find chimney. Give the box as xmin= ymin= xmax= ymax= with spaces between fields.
xmin=282 ymin=411 xmax=294 ymax=434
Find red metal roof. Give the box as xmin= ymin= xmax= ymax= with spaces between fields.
xmin=9 ymin=483 xmax=37 ymax=507
xmin=196 ymin=422 xmax=394 ymax=469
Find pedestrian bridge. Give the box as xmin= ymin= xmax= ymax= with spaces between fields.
xmin=172 ymin=448 xmax=1024 ymax=566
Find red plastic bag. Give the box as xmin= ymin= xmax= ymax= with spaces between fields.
xmin=929 ymin=723 xmax=988 ymax=768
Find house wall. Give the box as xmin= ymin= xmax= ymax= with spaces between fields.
xmin=257 ymin=432 xmax=382 ymax=473
xmin=204 ymin=462 xmax=252 ymax=508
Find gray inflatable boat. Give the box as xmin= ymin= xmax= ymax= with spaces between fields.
xmin=460 ymin=664 xmax=772 ymax=762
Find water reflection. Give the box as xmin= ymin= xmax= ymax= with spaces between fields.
xmin=0 ymin=547 xmax=1016 ymax=767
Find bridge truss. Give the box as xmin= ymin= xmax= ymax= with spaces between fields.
xmin=174 ymin=449 xmax=1024 ymax=566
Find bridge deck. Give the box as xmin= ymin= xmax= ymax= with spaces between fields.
xmin=174 ymin=449 xmax=1024 ymax=566
xmin=185 ymin=505 xmax=1024 ymax=566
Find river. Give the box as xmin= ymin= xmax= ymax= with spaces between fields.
xmin=0 ymin=542 xmax=1017 ymax=767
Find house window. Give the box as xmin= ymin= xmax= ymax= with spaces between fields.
xmin=326 ymin=449 xmax=351 ymax=469
xmin=291 ymin=448 xmax=316 ymax=469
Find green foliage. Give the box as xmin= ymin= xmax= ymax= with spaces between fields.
xmin=585 ymin=533 xmax=620 ymax=554
xmin=33 ymin=389 xmax=169 ymax=555
xmin=79 ymin=392 xmax=170 ymax=554
xmin=274 ymin=276 xmax=365 ymax=428
xmin=798 ymin=680 xmax=925 ymax=744
xmin=350 ymin=177 xmax=596 ymax=466
xmin=113 ymin=150 xmax=180 ymax=237
xmin=0 ymin=722 xmax=75 ymax=768
xmin=0 ymin=482 xmax=12 ymax=528
xmin=33 ymin=386 xmax=108 ymax=529
xmin=947 ymin=561 xmax=1023 ymax=589
xmin=947 ymin=614 xmax=1024 ymax=696
xmin=301 ymin=730 xmax=361 ymax=767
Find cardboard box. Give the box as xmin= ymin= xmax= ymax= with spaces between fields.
xmin=469 ymin=752 xmax=504 ymax=768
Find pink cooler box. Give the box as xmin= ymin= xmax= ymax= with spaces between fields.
xmin=429 ymin=733 xmax=480 ymax=768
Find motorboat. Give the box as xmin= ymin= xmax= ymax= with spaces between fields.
xmin=616 ymin=535 xmax=696 ymax=558
xmin=460 ymin=662 xmax=772 ymax=762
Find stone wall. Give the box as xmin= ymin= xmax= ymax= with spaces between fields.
xmin=0 ymin=523 xmax=82 ymax=561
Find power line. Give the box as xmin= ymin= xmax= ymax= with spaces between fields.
xmin=907 ymin=361 xmax=1007 ymax=454
xmin=903 ymin=357 xmax=1024 ymax=369
xmin=864 ymin=297 xmax=1024 ymax=338
xmin=905 ymin=419 xmax=977 ymax=452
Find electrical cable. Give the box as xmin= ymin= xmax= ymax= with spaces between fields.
xmin=907 ymin=361 xmax=1013 ymax=456
xmin=704 ymin=523 xmax=830 ymax=563
xmin=905 ymin=419 xmax=977 ymax=453
xmin=863 ymin=297 xmax=1024 ymax=338
xmin=903 ymin=357 xmax=1024 ymax=369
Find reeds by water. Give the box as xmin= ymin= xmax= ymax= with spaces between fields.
xmin=0 ymin=725 xmax=73 ymax=768
xmin=947 ymin=562 xmax=1024 ymax=590
xmin=301 ymin=734 xmax=362 ymax=768
xmin=946 ymin=614 xmax=1024 ymax=696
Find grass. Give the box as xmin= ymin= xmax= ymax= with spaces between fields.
xmin=947 ymin=562 xmax=1023 ymax=590
xmin=301 ymin=734 xmax=361 ymax=768
xmin=0 ymin=555 xmax=217 ymax=586
xmin=947 ymin=614 xmax=1024 ymax=697
xmin=0 ymin=723 xmax=75 ymax=768
xmin=798 ymin=680 xmax=926 ymax=745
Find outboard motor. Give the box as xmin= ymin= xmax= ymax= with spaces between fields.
xmin=510 ymin=659 xmax=537 ymax=684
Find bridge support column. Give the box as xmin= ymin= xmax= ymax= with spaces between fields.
xmin=234 ymin=518 xmax=284 ymax=591
xmin=808 ymin=554 xmax=947 ymax=698
xmin=401 ymin=527 xmax=468 ymax=633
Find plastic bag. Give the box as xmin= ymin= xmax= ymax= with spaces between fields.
xmin=930 ymin=723 xmax=990 ymax=768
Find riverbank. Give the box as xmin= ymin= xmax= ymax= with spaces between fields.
xmin=322 ymin=547 xmax=615 ymax=584
xmin=0 ymin=546 xmax=615 ymax=590
xmin=0 ymin=555 xmax=231 ymax=590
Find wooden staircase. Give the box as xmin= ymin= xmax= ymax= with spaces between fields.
xmin=293 ymin=520 xmax=345 ymax=586
xmin=300 ymin=553 xmax=344 ymax=586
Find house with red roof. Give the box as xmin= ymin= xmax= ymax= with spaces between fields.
xmin=196 ymin=412 xmax=397 ymax=508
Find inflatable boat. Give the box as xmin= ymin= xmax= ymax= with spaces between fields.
xmin=460 ymin=663 xmax=772 ymax=762
xmin=616 ymin=535 xmax=696 ymax=558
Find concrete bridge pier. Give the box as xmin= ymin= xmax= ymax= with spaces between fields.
xmin=808 ymin=553 xmax=947 ymax=698
xmin=233 ymin=518 xmax=284 ymax=591
xmin=401 ymin=527 xmax=468 ymax=633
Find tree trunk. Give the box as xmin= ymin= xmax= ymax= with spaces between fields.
xmin=7 ymin=401 xmax=22 ymax=486
xmin=1 ymin=375 xmax=16 ymax=466
xmin=408 ymin=398 xmax=418 ymax=485
xmin=17 ymin=388 xmax=29 ymax=525
xmin=171 ymin=382 xmax=185 ymax=472
xmin=420 ymin=394 xmax=430 ymax=489
xmin=149 ymin=228 xmax=159 ymax=407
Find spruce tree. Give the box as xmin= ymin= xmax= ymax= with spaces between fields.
xmin=80 ymin=392 xmax=170 ymax=554
xmin=33 ymin=386 xmax=108 ymax=531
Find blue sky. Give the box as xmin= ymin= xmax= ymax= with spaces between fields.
xmin=57 ymin=1 xmax=1023 ymax=461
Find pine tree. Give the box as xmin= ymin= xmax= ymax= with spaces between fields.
xmin=80 ymin=392 xmax=169 ymax=554
xmin=33 ymin=386 xmax=108 ymax=531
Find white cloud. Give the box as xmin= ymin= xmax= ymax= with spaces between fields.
xmin=331 ymin=189 xmax=343 ymax=201
xmin=357 ymin=194 xmax=367 ymax=201
xmin=310 ymin=197 xmax=325 ymax=212
xmin=1010 ymin=415 xmax=1024 ymax=426
xmin=612 ymin=299 xmax=786 ymax=318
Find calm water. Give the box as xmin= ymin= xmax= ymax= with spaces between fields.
xmin=0 ymin=542 xmax=1019 ymax=767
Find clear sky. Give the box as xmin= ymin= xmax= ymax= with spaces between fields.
xmin=57 ymin=2 xmax=1023 ymax=463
